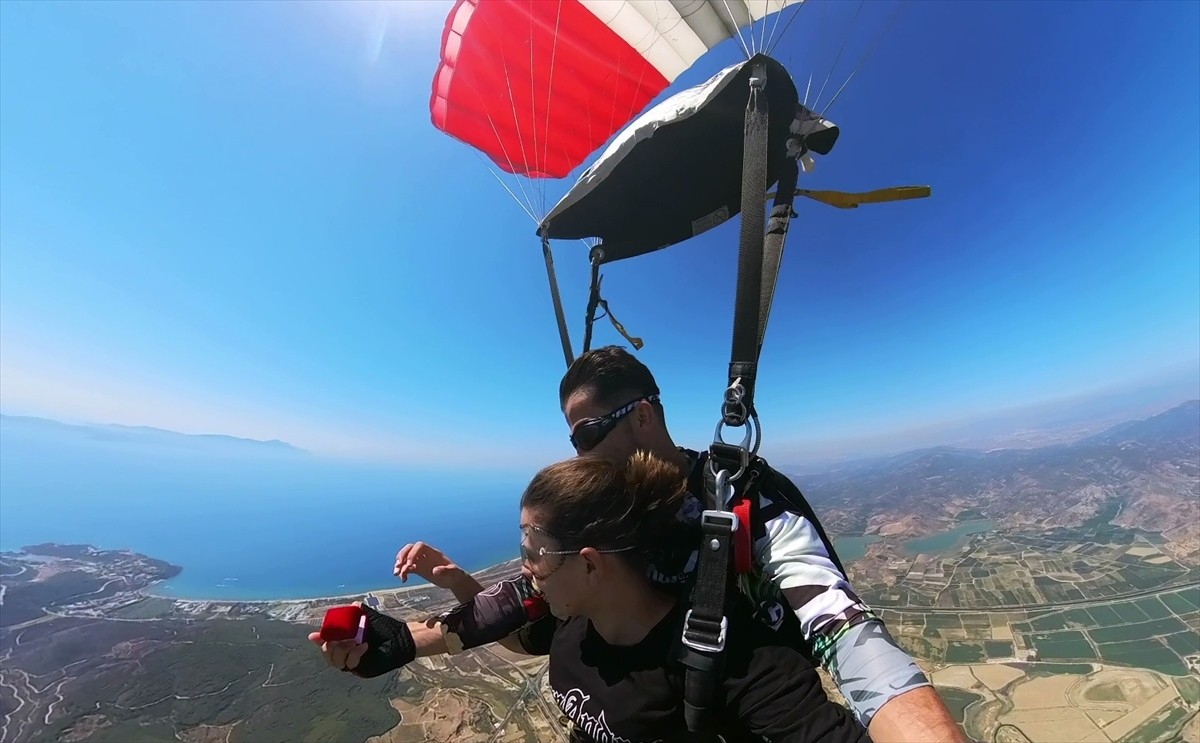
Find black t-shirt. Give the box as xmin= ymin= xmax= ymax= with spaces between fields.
xmin=548 ymin=595 xmax=871 ymax=743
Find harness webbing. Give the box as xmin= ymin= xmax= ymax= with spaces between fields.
xmin=682 ymin=58 xmax=807 ymax=741
xmin=680 ymin=509 xmax=735 ymax=740
xmin=724 ymin=64 xmax=772 ymax=428
xmin=680 ymin=61 xmax=778 ymax=742
xmin=541 ymin=235 xmax=575 ymax=368
xmin=759 ymin=157 xmax=801 ymax=360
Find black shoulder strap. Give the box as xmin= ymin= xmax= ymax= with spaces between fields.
xmin=679 ymin=506 xmax=736 ymax=741
xmin=679 ymin=46 xmax=828 ymax=737
xmin=680 ymin=57 xmax=806 ymax=743
xmin=724 ymin=97 xmax=800 ymax=428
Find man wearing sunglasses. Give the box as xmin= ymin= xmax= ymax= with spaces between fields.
xmin=314 ymin=346 xmax=964 ymax=743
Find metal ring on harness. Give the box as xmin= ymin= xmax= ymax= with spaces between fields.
xmin=722 ymin=378 xmax=748 ymax=426
xmin=707 ymin=415 xmax=760 ymax=482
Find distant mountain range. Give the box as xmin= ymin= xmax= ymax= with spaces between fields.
xmin=792 ymin=400 xmax=1200 ymax=561
xmin=783 ymin=365 xmax=1200 ymax=469
xmin=0 ymin=414 xmax=309 ymax=458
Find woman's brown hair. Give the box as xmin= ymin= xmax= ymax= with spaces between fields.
xmin=520 ymin=450 xmax=688 ymax=556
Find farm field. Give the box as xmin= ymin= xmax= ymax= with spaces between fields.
xmin=887 ymin=585 xmax=1200 ymax=673
xmin=856 ymin=522 xmax=1199 ymax=611
xmin=931 ymin=662 xmax=1199 ymax=743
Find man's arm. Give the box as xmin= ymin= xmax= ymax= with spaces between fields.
xmin=827 ymin=619 xmax=967 ymax=742
xmin=869 ymin=686 xmax=968 ymax=743
xmin=752 ymin=473 xmax=965 ymax=742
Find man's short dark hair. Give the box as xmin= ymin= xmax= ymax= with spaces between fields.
xmin=558 ymin=345 xmax=661 ymax=411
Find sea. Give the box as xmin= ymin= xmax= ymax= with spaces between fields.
xmin=0 ymin=415 xmax=948 ymax=601
xmin=0 ymin=417 xmax=527 ymax=601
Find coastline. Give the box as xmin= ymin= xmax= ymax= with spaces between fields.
xmin=139 ymin=556 xmax=525 ymax=606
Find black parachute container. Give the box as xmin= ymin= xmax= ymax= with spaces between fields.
xmin=533 ymin=53 xmax=839 ymax=360
xmin=539 ymin=54 xmax=836 ymax=265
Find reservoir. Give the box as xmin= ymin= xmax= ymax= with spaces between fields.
xmin=833 ymin=534 xmax=882 ymax=562
xmin=902 ymin=519 xmax=997 ymax=556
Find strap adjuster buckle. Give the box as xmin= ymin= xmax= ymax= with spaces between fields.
xmin=700 ymin=509 xmax=738 ymax=534
xmin=682 ymin=609 xmax=728 ymax=653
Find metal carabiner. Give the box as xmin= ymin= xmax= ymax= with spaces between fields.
xmin=713 ymin=469 xmax=736 ymax=509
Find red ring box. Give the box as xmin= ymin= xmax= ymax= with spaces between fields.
xmin=319 ymin=605 xmax=365 ymax=642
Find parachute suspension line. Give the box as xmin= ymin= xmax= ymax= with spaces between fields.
xmin=498 ymin=31 xmax=540 ymax=209
xmin=800 ymin=0 xmax=829 ymax=109
xmin=541 ymin=235 xmax=574 ymax=369
xmin=818 ymin=0 xmax=906 ymax=117
xmin=456 ymin=14 xmax=541 ymax=219
xmin=796 ymin=0 xmax=835 ymax=111
xmin=812 ymin=0 xmax=864 ymax=113
xmin=477 ymin=153 xmax=539 ymax=224
xmin=539 ymin=0 xmax=566 ymax=217
xmin=606 ymin=53 xmax=627 ymax=153
xmin=528 ymin=1 xmax=539 ymax=213
xmin=757 ymin=0 xmax=768 ymax=55
xmin=720 ymin=0 xmax=753 ymax=59
xmin=624 ymin=59 xmax=651 ymax=128
xmin=473 ymin=76 xmax=539 ymax=219
xmin=766 ymin=0 xmax=806 ymax=57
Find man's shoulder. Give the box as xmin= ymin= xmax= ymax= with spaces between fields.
xmin=750 ymin=457 xmax=821 ymax=515
xmin=752 ymin=456 xmax=797 ymax=488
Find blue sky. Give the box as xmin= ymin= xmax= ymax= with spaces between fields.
xmin=1 ymin=0 xmax=1197 ymax=468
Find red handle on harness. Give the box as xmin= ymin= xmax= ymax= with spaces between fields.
xmin=732 ymin=496 xmax=753 ymax=574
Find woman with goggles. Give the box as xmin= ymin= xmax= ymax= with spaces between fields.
xmin=520 ymin=450 xmax=869 ymax=743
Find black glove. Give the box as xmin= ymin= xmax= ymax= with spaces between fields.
xmin=348 ymin=604 xmax=417 ymax=678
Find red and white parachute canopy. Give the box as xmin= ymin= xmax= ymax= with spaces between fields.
xmin=430 ymin=0 xmax=804 ymax=180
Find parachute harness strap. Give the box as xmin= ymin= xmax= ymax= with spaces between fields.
xmin=681 ymin=62 xmax=773 ymax=743
xmin=724 ymin=67 xmax=770 ymax=430
xmin=541 ymin=235 xmax=574 ymax=369
xmin=680 ymin=472 xmax=737 ymax=742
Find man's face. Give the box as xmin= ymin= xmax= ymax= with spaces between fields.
xmin=563 ymin=388 xmax=652 ymax=461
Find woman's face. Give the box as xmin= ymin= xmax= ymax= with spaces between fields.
xmin=519 ymin=507 xmax=594 ymax=619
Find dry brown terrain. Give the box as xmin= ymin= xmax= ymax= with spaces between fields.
xmin=931 ymin=662 xmax=1198 ymax=743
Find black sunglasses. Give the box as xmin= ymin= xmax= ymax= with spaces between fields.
xmin=568 ymin=394 xmax=660 ymax=452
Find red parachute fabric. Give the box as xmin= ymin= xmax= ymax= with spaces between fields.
xmin=430 ymin=0 xmax=669 ymax=179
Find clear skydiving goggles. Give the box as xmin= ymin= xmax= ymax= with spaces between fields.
xmin=519 ymin=523 xmax=636 ymax=581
